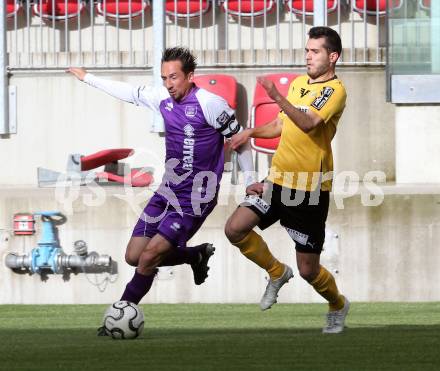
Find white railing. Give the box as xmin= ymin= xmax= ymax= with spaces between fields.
xmin=4 ymin=0 xmax=411 ymax=71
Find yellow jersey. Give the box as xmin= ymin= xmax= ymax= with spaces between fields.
xmin=268 ymin=75 xmax=346 ymax=191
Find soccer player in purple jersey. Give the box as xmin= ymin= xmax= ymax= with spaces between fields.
xmin=68 ymin=47 xmax=254 ymax=334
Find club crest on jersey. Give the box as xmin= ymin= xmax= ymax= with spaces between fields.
xmin=185 ymin=105 xmax=197 ymax=118
xmin=183 ymin=124 xmax=195 ymax=137
xmin=312 ymin=87 xmax=334 ymax=110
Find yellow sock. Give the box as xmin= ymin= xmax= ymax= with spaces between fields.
xmin=310 ymin=265 xmax=345 ymax=311
xmin=233 ymin=230 xmax=285 ymax=280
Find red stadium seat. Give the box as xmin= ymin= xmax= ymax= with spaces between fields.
xmin=352 ymin=0 xmax=403 ymax=16
xmin=38 ymin=148 xmax=153 ymax=187
xmin=80 ymin=148 xmax=133 ymax=171
xmin=285 ymin=0 xmax=338 ymax=16
xmin=419 ymin=0 xmax=430 ymax=11
xmin=250 ymin=73 xmax=298 ymax=154
xmin=193 ymin=74 xmax=238 ymax=174
xmin=221 ymin=0 xmax=275 ymax=17
xmin=33 ymin=0 xmax=86 ymax=21
xmin=7 ymin=0 xmax=21 ymax=18
xmin=193 ymin=74 xmax=238 ymax=109
xmin=96 ymin=0 xmax=150 ymax=20
xmin=96 ymin=168 xmax=153 ymax=187
xmin=166 ymin=0 xmax=211 ymax=18
xmin=82 ymin=149 xmax=153 ymax=187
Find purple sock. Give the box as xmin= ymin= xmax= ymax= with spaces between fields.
xmin=120 ymin=269 xmax=157 ymax=304
xmin=160 ymin=245 xmax=202 ymax=266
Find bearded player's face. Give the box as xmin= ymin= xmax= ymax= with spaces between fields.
xmin=305 ymin=37 xmax=338 ymax=80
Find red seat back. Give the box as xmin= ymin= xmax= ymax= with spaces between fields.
xmin=96 ymin=0 xmax=150 ymax=19
xmin=81 ymin=148 xmax=133 ymax=171
xmin=7 ymin=0 xmax=21 ymax=18
xmin=221 ymin=0 xmax=275 ymax=17
xmin=251 ymin=73 xmax=298 ymax=154
xmin=419 ymin=0 xmax=430 ymax=10
xmin=285 ymin=0 xmax=338 ymax=15
xmin=193 ymin=74 xmax=237 ymax=109
xmin=353 ymin=0 xmax=402 ymax=15
xmin=96 ymin=169 xmax=153 ymax=187
xmin=33 ymin=0 xmax=85 ymax=20
xmin=166 ymin=0 xmax=210 ymax=18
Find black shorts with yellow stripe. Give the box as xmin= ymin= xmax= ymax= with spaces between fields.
xmin=240 ymin=181 xmax=329 ymax=254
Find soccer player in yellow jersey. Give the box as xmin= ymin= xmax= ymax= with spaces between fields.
xmin=225 ymin=27 xmax=348 ymax=334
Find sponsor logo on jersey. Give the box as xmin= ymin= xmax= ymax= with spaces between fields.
xmin=311 ymin=87 xmax=334 ymax=110
xmin=185 ymin=105 xmax=197 ymax=118
xmin=165 ymin=102 xmax=174 ymax=111
xmin=183 ymin=124 xmax=195 ymax=170
xmin=285 ymin=227 xmax=309 ymax=246
xmin=184 ymin=124 xmax=195 ymax=137
xmin=300 ymin=88 xmax=310 ymax=98
xmin=170 ymin=222 xmax=181 ymax=232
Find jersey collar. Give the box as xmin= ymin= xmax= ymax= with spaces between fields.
xmin=307 ymin=75 xmax=338 ymax=85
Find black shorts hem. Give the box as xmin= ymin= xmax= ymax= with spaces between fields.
xmin=238 ymin=204 xmax=277 ymax=230
xmin=294 ymin=243 xmax=322 ymax=255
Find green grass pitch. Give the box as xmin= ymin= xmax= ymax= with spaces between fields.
xmin=0 ymin=303 xmax=439 ymax=371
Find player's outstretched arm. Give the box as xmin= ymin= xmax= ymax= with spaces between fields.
xmin=229 ymin=116 xmax=281 ymax=188
xmin=230 ymin=117 xmax=282 ymax=151
xmin=67 ymin=68 xmax=149 ymax=106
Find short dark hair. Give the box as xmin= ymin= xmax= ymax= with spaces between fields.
xmin=161 ymin=47 xmax=197 ymax=75
xmin=308 ymin=26 xmax=342 ymax=56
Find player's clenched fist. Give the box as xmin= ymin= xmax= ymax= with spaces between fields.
xmin=246 ymin=182 xmax=265 ymax=196
xmin=230 ymin=129 xmax=251 ymax=151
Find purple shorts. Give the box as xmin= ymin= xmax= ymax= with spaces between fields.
xmin=132 ymin=193 xmax=216 ymax=249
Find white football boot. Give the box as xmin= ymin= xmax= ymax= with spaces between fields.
xmin=322 ymin=297 xmax=350 ymax=334
xmin=260 ymin=265 xmax=294 ymax=311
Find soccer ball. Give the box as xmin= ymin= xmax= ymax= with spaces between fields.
xmin=103 ymin=301 xmax=144 ymax=339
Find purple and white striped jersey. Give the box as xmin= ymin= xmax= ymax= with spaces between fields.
xmin=146 ymin=85 xmax=239 ymax=207
xmin=84 ymin=74 xmax=241 ymax=211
